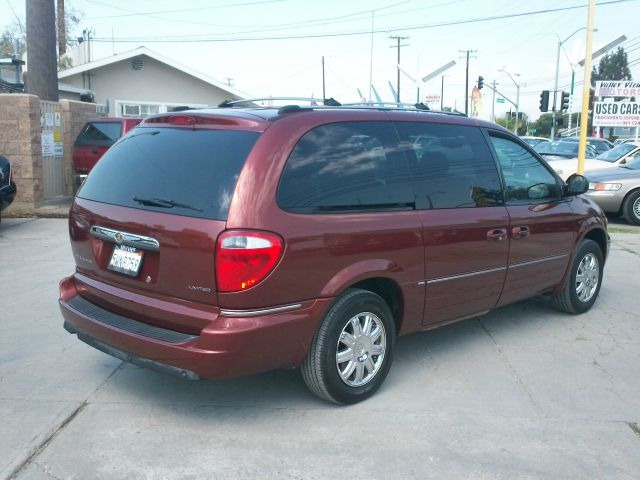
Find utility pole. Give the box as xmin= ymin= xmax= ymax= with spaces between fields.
xmin=322 ymin=56 xmax=326 ymax=100
xmin=389 ymin=35 xmax=409 ymax=102
xmin=57 ymin=0 xmax=66 ymax=56
xmin=491 ymin=80 xmax=496 ymax=123
xmin=26 ymin=0 xmax=59 ymax=101
xmin=459 ymin=49 xmax=477 ymax=115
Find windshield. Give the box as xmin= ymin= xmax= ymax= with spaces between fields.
xmin=596 ymin=143 xmax=637 ymax=163
xmin=534 ymin=141 xmax=577 ymax=156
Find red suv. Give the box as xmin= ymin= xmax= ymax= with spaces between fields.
xmin=59 ymin=103 xmax=608 ymax=404
xmin=73 ymin=117 xmax=142 ymax=185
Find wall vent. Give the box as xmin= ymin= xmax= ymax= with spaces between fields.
xmin=131 ymin=57 xmax=144 ymax=71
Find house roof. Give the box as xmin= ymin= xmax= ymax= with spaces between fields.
xmin=58 ymin=46 xmax=246 ymax=100
xmin=58 ymin=82 xmax=92 ymax=95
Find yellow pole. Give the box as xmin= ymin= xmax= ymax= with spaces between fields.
xmin=577 ymin=0 xmax=596 ymax=175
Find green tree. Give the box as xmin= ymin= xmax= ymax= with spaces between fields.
xmin=1 ymin=5 xmax=81 ymax=70
xmin=591 ymin=46 xmax=632 ymax=138
xmin=591 ymin=46 xmax=632 ymax=84
xmin=496 ymin=112 xmax=529 ymax=135
xmin=531 ymin=113 xmax=553 ymax=137
xmin=0 ymin=24 xmax=24 ymax=58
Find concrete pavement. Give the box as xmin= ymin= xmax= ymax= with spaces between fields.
xmin=1 ymin=218 xmax=639 ymax=479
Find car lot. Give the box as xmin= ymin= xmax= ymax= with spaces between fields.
xmin=2 ymin=217 xmax=640 ymax=480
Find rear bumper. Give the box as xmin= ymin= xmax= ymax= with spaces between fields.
xmin=59 ymin=275 xmax=330 ymax=380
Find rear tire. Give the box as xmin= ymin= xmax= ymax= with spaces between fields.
xmin=622 ymin=190 xmax=640 ymax=226
xmin=301 ymin=288 xmax=395 ymax=404
xmin=551 ymin=239 xmax=603 ymax=314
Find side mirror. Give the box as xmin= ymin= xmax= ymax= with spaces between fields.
xmin=620 ymin=158 xmax=627 ymax=164
xmin=565 ymin=173 xmax=589 ymax=196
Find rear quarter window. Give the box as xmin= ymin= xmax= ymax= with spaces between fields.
xmin=75 ymin=122 xmax=123 ymax=147
xmin=277 ymin=122 xmax=414 ymax=213
xmin=77 ymin=127 xmax=259 ymax=220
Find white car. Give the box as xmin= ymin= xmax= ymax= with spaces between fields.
xmin=544 ymin=142 xmax=639 ymax=180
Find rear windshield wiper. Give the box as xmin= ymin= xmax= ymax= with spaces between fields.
xmin=133 ymin=196 xmax=203 ymax=212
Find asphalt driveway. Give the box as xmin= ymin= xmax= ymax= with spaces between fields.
xmin=1 ymin=218 xmax=639 ymax=479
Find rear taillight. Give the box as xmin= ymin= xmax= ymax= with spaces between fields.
xmin=215 ymin=230 xmax=283 ymax=292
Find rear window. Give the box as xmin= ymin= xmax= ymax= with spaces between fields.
xmin=77 ymin=127 xmax=259 ymax=220
xmin=76 ymin=122 xmax=123 ymax=146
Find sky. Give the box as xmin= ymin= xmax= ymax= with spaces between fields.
xmin=2 ymin=0 xmax=639 ymax=122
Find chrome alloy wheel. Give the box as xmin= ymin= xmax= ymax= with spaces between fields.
xmin=336 ymin=312 xmax=386 ymax=387
xmin=575 ymin=252 xmax=600 ymax=303
xmin=633 ymin=196 xmax=640 ymax=220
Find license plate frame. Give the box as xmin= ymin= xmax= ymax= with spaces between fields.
xmin=108 ymin=244 xmax=144 ymax=277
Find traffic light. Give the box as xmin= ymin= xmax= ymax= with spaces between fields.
xmin=589 ymin=88 xmax=595 ymax=108
xmin=477 ymin=76 xmax=484 ymax=89
xmin=539 ymin=90 xmax=550 ymax=112
xmin=560 ymin=91 xmax=570 ymax=111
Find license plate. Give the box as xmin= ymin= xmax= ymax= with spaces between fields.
xmin=108 ymin=245 xmax=144 ymax=276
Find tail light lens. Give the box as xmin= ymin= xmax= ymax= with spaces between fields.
xmin=215 ymin=230 xmax=283 ymax=292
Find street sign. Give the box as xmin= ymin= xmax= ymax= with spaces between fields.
xmin=496 ymin=98 xmax=505 ymax=104
xmin=529 ymin=129 xmax=537 ymax=134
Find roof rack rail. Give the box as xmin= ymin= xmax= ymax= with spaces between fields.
xmin=340 ymin=102 xmax=467 ymax=117
xmin=218 ymin=97 xmax=341 ymax=108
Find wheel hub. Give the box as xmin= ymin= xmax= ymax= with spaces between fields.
xmin=335 ymin=312 xmax=386 ymax=387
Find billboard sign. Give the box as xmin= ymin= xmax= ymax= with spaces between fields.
xmin=595 ymin=81 xmax=640 ymax=98
xmin=593 ymin=101 xmax=640 ymax=127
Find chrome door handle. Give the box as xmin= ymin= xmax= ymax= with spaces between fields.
xmin=487 ymin=228 xmax=508 ymax=241
xmin=512 ymin=226 xmax=530 ymax=239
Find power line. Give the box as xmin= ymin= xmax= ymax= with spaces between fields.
xmin=91 ymin=0 xmax=638 ymax=44
xmin=85 ymin=0 xmax=467 ymax=38
xmin=86 ymin=0 xmax=287 ymax=18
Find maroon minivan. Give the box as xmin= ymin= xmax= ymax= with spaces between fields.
xmin=60 ymin=103 xmax=608 ymax=404
xmin=73 ymin=117 xmax=142 ymax=185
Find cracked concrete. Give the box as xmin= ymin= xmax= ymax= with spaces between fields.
xmin=2 ymin=218 xmax=640 ymax=480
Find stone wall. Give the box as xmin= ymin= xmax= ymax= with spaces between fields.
xmin=0 ymin=94 xmax=100 ymax=214
xmin=0 ymin=94 xmax=42 ymax=210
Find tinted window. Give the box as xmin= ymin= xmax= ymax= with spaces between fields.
xmin=78 ymin=127 xmax=259 ymax=220
xmin=490 ymin=136 xmax=561 ymax=204
xmin=76 ymin=122 xmax=122 ymax=146
xmin=277 ymin=122 xmax=413 ymax=213
xmin=396 ymin=123 xmax=503 ymax=209
xmin=596 ymin=143 xmax=636 ymax=162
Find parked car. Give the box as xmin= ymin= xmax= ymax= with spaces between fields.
xmin=73 ymin=117 xmax=142 ymax=185
xmin=545 ymin=142 xmax=639 ymax=180
xmin=520 ymin=136 xmax=549 ymax=148
xmin=0 ymin=154 xmax=17 ymax=224
xmin=562 ymin=136 xmax=614 ymax=155
xmin=586 ymin=155 xmax=640 ymax=225
xmin=59 ymin=104 xmax=608 ymax=404
xmin=534 ymin=140 xmax=597 ymax=161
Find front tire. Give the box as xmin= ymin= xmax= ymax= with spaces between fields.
xmin=622 ymin=190 xmax=640 ymax=226
xmin=551 ymin=239 xmax=603 ymax=314
xmin=301 ymin=288 xmax=395 ymax=404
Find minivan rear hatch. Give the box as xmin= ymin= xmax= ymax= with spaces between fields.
xmin=68 ymin=121 xmax=262 ymax=332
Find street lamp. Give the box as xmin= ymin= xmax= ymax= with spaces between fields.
xmin=499 ymin=68 xmax=521 ymax=134
xmin=551 ymin=27 xmax=593 ymax=140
